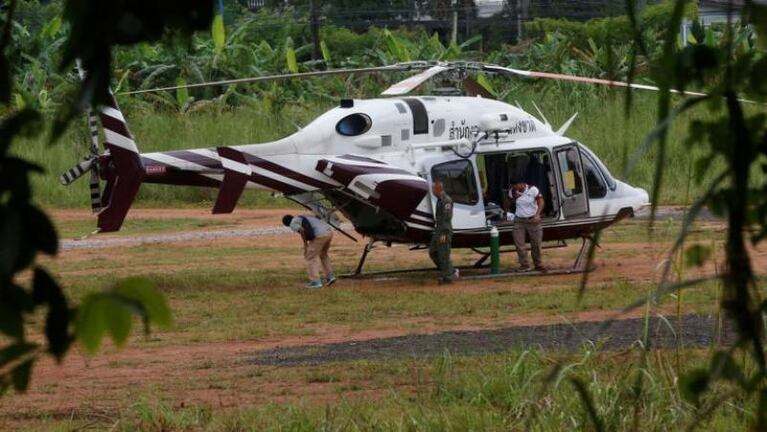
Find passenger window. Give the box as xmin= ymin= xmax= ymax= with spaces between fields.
xmin=336 ymin=113 xmax=371 ymax=136
xmin=556 ymin=148 xmax=584 ymax=197
xmin=582 ymin=154 xmax=607 ymax=198
xmin=431 ymin=160 xmax=479 ymax=205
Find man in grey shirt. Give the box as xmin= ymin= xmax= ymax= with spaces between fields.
xmin=282 ymin=214 xmax=336 ymax=288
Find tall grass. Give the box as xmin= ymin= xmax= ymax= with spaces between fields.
xmin=32 ymin=349 xmax=751 ymax=431
xmin=16 ymin=99 xmax=331 ymax=208
xmin=14 ymin=88 xmax=753 ymax=209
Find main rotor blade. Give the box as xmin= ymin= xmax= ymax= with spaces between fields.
xmin=482 ymin=65 xmax=710 ymax=97
xmin=484 ymin=64 xmax=767 ymax=106
xmin=381 ymin=65 xmax=450 ymax=96
xmin=120 ymin=65 xmax=414 ymax=95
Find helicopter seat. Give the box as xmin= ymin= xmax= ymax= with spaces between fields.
xmin=524 ymin=154 xmax=557 ymax=218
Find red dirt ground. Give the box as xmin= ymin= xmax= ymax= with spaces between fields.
xmin=3 ymin=208 xmax=765 ymax=428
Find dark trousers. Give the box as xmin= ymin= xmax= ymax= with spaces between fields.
xmin=429 ymin=231 xmax=454 ymax=280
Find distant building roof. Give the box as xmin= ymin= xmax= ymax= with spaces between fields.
xmin=699 ymin=0 xmax=744 ymax=7
xmin=476 ymin=0 xmax=506 ymax=19
xmin=699 ymin=0 xmax=745 ymax=25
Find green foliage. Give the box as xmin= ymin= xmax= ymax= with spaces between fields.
xmin=285 ymin=37 xmax=299 ymax=73
xmin=526 ymin=1 xmax=697 ymax=49
xmin=76 ymin=277 xmax=172 ymax=353
xmin=320 ymin=26 xmax=378 ymax=61
xmin=568 ymin=0 xmax=767 ymax=430
xmin=211 ymin=13 xmax=226 ymax=54
xmin=0 ymin=0 xmax=207 ymax=397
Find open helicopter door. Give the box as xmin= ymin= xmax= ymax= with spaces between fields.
xmin=553 ymin=144 xmax=589 ymax=219
xmin=425 ymin=158 xmax=486 ymax=230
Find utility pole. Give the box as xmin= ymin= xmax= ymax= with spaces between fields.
xmin=309 ymin=0 xmax=321 ymax=61
xmin=451 ymin=0 xmax=458 ymax=45
xmin=516 ymin=0 xmax=529 ymax=41
xmin=464 ymin=0 xmax=470 ymax=40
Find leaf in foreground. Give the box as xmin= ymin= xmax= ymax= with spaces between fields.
xmin=76 ymin=278 xmax=172 ymax=354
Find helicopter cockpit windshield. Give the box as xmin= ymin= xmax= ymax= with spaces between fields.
xmin=579 ymin=145 xmax=617 ymax=192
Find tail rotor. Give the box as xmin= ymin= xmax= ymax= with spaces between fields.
xmin=85 ymin=109 xmax=102 ymax=212
xmin=59 ymin=62 xmax=144 ymax=232
xmin=60 ymin=64 xmax=103 ymax=212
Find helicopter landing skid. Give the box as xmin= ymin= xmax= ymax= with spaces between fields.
xmin=340 ymin=237 xmax=595 ymax=279
xmin=470 ymin=239 xmax=569 ymax=268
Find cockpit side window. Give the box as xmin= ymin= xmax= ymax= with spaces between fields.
xmin=431 ymin=160 xmax=479 ymax=205
xmin=581 ymin=153 xmax=608 ymax=199
xmin=580 ymin=145 xmax=617 ymax=191
xmin=336 ymin=113 xmax=372 ymax=136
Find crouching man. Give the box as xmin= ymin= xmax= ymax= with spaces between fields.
xmin=282 ymin=214 xmax=337 ymax=288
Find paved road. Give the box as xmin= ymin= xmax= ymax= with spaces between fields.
xmin=249 ymin=314 xmax=732 ymax=366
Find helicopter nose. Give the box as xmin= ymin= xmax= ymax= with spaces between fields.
xmin=637 ymin=187 xmax=650 ymax=207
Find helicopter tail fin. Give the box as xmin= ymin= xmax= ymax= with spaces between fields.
xmin=95 ymin=93 xmax=144 ymax=232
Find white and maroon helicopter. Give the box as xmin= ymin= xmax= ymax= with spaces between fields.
xmin=61 ymin=61 xmax=651 ymax=275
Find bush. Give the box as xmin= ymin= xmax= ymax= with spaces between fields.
xmin=525 ymin=1 xmax=698 ymax=49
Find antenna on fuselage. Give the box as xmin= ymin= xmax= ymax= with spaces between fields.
xmin=556 ymin=112 xmax=579 ymax=136
xmin=531 ymin=101 xmax=551 ymax=129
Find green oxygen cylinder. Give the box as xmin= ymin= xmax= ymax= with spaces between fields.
xmin=490 ymin=226 xmax=500 ymax=274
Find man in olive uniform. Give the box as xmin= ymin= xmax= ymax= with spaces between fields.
xmin=429 ymin=179 xmax=459 ymax=284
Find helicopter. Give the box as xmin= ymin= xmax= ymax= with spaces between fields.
xmin=60 ymin=61 xmax=653 ymax=275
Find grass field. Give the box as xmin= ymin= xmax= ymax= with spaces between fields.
xmin=3 ymin=208 xmax=765 ymax=431
xmin=12 ymin=88 xmax=753 ymax=209
xmin=25 ymin=351 xmax=747 ymax=432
